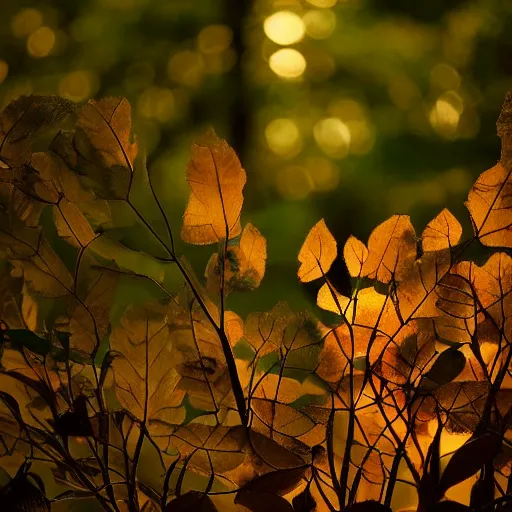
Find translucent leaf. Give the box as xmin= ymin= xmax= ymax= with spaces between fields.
xmin=56 ymin=268 xmax=119 ymax=354
xmin=181 ymin=129 xmax=246 ymax=245
xmin=421 ymin=348 xmax=466 ymax=389
xmin=421 ymin=208 xmax=462 ymax=251
xmin=297 ymin=219 xmax=337 ymax=283
xmin=110 ymin=302 xmax=186 ymax=436
xmin=344 ymin=235 xmax=369 ymax=277
xmin=361 ymin=215 xmax=417 ymax=283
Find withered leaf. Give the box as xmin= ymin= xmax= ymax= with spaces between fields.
xmin=0 ymin=95 xmax=75 ymax=169
xmin=181 ymin=129 xmax=246 ymax=245
xmin=73 ymin=97 xmax=137 ymax=199
xmin=421 ymin=348 xmax=466 ymax=389
xmin=297 ymin=219 xmax=337 ymax=283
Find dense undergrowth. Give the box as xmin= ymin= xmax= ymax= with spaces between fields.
xmin=0 ymin=91 xmax=511 ymax=511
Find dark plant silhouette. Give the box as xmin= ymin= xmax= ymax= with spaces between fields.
xmin=0 ymin=91 xmax=511 ymax=511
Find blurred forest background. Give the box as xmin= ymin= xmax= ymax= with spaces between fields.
xmin=0 ymin=0 xmax=511 ymax=318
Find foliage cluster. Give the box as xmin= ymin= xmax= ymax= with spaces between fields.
xmin=0 ymin=91 xmax=512 ymax=511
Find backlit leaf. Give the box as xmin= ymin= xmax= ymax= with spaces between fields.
xmin=181 ymin=129 xmax=246 ymax=245
xmin=361 ymin=215 xmax=416 ymax=283
xmin=421 ymin=208 xmax=462 ymax=251
xmin=297 ymin=219 xmax=337 ymax=282
xmin=344 ymin=235 xmax=369 ymax=277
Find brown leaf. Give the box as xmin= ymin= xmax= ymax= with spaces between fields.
xmin=74 ymin=97 xmax=137 ymax=199
xmin=465 ymin=163 xmax=512 ymax=248
xmin=110 ymin=302 xmax=186 ymax=436
xmin=297 ymin=219 xmax=337 ymax=282
xmin=181 ymin=129 xmax=246 ymax=245
xmin=0 ymin=95 xmax=75 ymax=169
xmin=422 ymin=208 xmax=462 ymax=251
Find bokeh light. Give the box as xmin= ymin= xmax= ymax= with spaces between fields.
xmin=303 ymin=9 xmax=336 ymax=39
xmin=26 ymin=26 xmax=56 ymax=58
xmin=276 ymin=166 xmax=313 ymax=199
xmin=167 ymin=51 xmax=205 ymax=87
xmin=429 ymin=91 xmax=464 ymax=138
xmin=269 ymin=48 xmax=306 ymax=78
xmin=59 ymin=71 xmax=98 ymax=102
xmin=265 ymin=118 xmax=302 ymax=157
xmin=137 ymin=87 xmax=175 ymax=123
xmin=305 ymin=0 xmax=337 ymax=8
xmin=11 ymin=8 xmax=43 ymax=38
xmin=198 ymin=24 xmax=233 ymax=54
xmin=264 ymin=11 xmax=305 ymax=46
xmin=313 ymin=117 xmax=351 ymax=157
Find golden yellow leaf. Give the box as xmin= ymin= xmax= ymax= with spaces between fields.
xmin=181 ymin=129 xmax=246 ymax=245
xmin=297 ymin=219 xmax=337 ymax=283
xmin=361 ymin=215 xmax=416 ymax=283
xmin=465 ymin=163 xmax=512 ymax=248
xmin=238 ymin=223 xmax=267 ymax=288
xmin=421 ymin=208 xmax=462 ymax=251
xmin=343 ymin=235 xmax=368 ymax=277
xmin=396 ymin=249 xmax=451 ymax=321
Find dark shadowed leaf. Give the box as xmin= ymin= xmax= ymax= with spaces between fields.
xmin=439 ymin=433 xmax=502 ymax=496
xmin=235 ymin=490 xmax=294 ymax=512
xmin=237 ymin=466 xmax=307 ymax=496
xmin=432 ymin=501 xmax=471 ymax=512
xmin=165 ymin=491 xmax=217 ymax=511
xmin=0 ymin=95 xmax=75 ymax=168
xmin=422 ymin=348 xmax=466 ymax=388
xmin=292 ymin=485 xmax=316 ymax=512
xmin=345 ymin=501 xmax=392 ymax=511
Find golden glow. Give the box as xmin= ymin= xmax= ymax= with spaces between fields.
xmin=430 ymin=91 xmax=463 ymax=137
xmin=303 ymin=9 xmax=336 ymax=39
xmin=137 ymin=87 xmax=175 ymax=123
xmin=59 ymin=70 xmax=97 ymax=101
xmin=0 ymin=61 xmax=9 ymax=85
xmin=265 ymin=118 xmax=302 ymax=157
xmin=269 ymin=48 xmax=306 ymax=78
xmin=264 ymin=11 xmax=305 ymax=46
xmin=305 ymin=157 xmax=339 ymax=191
xmin=198 ymin=24 xmax=233 ymax=54
xmin=346 ymin=120 xmax=375 ymax=155
xmin=430 ymin=63 xmax=461 ymax=91
xmin=388 ymin=76 xmax=421 ymax=110
xmin=314 ymin=118 xmax=351 ymax=157
xmin=276 ymin=166 xmax=313 ymax=200
xmin=167 ymin=51 xmax=205 ymax=87
xmin=306 ymin=0 xmax=337 ymax=7
xmin=27 ymin=26 xmax=56 ymax=58
xmin=11 ymin=8 xmax=43 ymax=38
